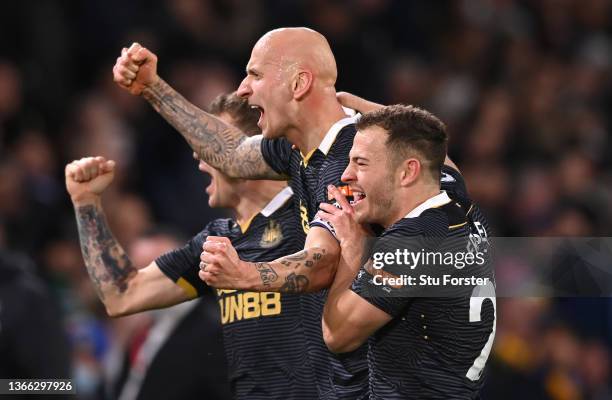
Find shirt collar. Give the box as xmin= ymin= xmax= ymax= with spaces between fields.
xmin=261 ymin=186 xmax=294 ymax=217
xmin=404 ymin=191 xmax=452 ymax=218
xmin=238 ymin=186 xmax=294 ymax=233
xmin=318 ymin=113 xmax=360 ymax=156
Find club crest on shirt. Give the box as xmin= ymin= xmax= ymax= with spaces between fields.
xmin=260 ymin=219 xmax=283 ymax=248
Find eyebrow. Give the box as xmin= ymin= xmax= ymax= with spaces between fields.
xmin=350 ymin=155 xmax=369 ymax=163
xmin=246 ymin=67 xmax=261 ymax=76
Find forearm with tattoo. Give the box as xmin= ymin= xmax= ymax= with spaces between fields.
xmin=75 ymin=202 xmax=136 ymax=302
xmin=251 ymin=248 xmax=333 ymax=294
xmin=142 ymin=78 xmax=282 ymax=180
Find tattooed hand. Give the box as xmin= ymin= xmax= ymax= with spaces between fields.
xmin=199 ymin=236 xmax=257 ymax=290
xmin=65 ymin=156 xmax=116 ymax=204
xmin=113 ymin=42 xmax=159 ymax=96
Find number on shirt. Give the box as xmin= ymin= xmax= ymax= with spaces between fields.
xmin=466 ymin=281 xmax=496 ymax=381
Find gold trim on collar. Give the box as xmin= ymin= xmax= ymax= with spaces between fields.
xmin=237 ymin=213 xmax=258 ymax=234
xmin=300 ymin=148 xmax=318 ymax=167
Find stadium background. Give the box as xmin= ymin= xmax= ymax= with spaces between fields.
xmin=0 ymin=0 xmax=611 ymax=399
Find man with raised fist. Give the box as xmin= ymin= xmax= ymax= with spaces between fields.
xmin=66 ymin=93 xmax=316 ymax=400
xmin=112 ymin=28 xmax=369 ymax=399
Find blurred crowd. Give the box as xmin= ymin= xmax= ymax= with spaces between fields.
xmin=0 ymin=0 xmax=611 ymax=399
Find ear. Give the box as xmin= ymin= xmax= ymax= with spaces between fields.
xmin=292 ymin=70 xmax=313 ymax=100
xmin=399 ymin=158 xmax=421 ymax=187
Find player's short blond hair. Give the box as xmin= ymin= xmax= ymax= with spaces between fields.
xmin=208 ymin=92 xmax=261 ymax=137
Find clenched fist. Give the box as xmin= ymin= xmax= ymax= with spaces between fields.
xmin=113 ymin=42 xmax=158 ymax=95
xmin=199 ymin=236 xmax=255 ymax=290
xmin=65 ymin=156 xmax=116 ymax=204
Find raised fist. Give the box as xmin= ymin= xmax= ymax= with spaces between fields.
xmin=65 ymin=156 xmax=116 ymax=203
xmin=113 ymin=42 xmax=158 ymax=95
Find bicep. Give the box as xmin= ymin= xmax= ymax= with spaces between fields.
xmin=271 ymin=227 xmax=340 ymax=293
xmin=114 ymin=261 xmax=193 ymax=316
xmin=229 ymin=136 xmax=287 ymax=180
xmin=304 ymin=225 xmax=340 ymax=254
xmin=304 ymin=226 xmax=340 ymax=276
xmin=304 ymin=226 xmax=341 ymax=284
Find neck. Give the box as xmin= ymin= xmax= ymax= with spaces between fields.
xmin=286 ymin=90 xmax=347 ymax=155
xmin=234 ymin=181 xmax=288 ymax=227
xmin=384 ymin=183 xmax=441 ymax=228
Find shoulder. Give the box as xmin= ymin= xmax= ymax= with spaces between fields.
xmin=328 ymin=124 xmax=357 ymax=155
xmin=386 ymin=207 xmax=451 ymax=239
xmin=202 ymin=218 xmax=238 ymax=239
xmin=382 ymin=219 xmax=424 ymax=238
xmin=441 ymin=165 xmax=471 ymax=203
xmin=259 ymin=187 xmax=296 ymax=227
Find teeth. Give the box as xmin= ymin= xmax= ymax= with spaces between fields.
xmin=353 ymin=191 xmax=366 ymax=201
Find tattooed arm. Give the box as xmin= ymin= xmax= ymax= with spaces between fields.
xmin=201 ymin=227 xmax=340 ymax=293
xmin=66 ymin=157 xmax=189 ymax=316
xmin=143 ymin=79 xmax=282 ymax=179
xmin=112 ymin=43 xmax=283 ymax=180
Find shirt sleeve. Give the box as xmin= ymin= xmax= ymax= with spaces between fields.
xmin=350 ymin=231 xmax=426 ymax=317
xmin=155 ymin=226 xmax=212 ymax=297
xmin=310 ymin=207 xmax=341 ymax=241
xmin=261 ymin=137 xmax=293 ymax=175
xmin=308 ymin=134 xmax=352 ymax=237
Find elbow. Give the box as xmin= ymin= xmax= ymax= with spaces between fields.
xmin=104 ymin=304 xmax=124 ymax=318
xmin=309 ymin=266 xmax=335 ymax=292
xmin=323 ymin=331 xmax=361 ymax=354
xmin=308 ymin=249 xmax=339 ymax=291
xmin=322 ymin=329 xmax=344 ymax=354
xmin=104 ymin=299 xmax=133 ymax=318
xmin=322 ymin=321 xmax=362 ymax=354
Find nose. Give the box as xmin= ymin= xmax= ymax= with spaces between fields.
xmin=237 ymin=77 xmax=252 ymax=98
xmin=341 ymin=162 xmax=356 ymax=183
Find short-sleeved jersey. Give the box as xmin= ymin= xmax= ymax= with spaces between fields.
xmin=352 ymin=166 xmax=496 ymax=399
xmin=156 ymin=187 xmax=317 ymax=400
xmin=261 ymin=116 xmax=370 ymax=400
xmin=261 ymin=115 xmax=359 ymax=238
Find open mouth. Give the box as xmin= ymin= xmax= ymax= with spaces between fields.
xmin=352 ymin=190 xmax=366 ymax=205
xmin=251 ymin=105 xmax=264 ymax=127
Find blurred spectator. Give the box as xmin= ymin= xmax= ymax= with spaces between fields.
xmin=0 ymin=250 xmax=71 ymax=384
xmin=106 ymin=230 xmax=230 ymax=400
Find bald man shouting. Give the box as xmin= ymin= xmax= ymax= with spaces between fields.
xmin=113 ymin=28 xmax=368 ymax=399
